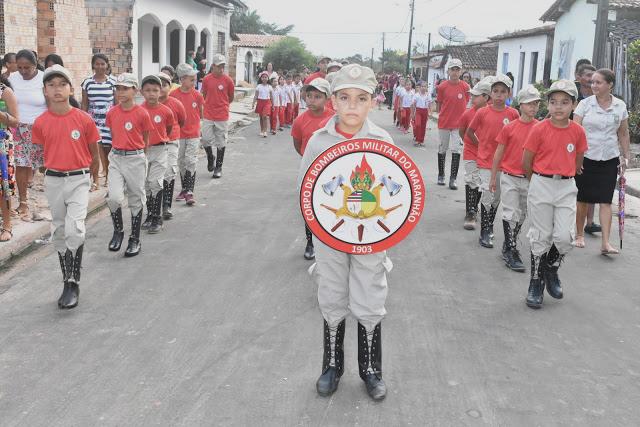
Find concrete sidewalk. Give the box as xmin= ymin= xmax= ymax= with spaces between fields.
xmin=624 ymin=168 xmax=640 ymax=198
xmin=0 ymin=94 xmax=257 ymax=266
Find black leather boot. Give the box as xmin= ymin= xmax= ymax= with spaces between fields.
xmin=141 ymin=194 xmax=153 ymax=230
xmin=358 ymin=322 xmax=386 ymax=401
xmin=437 ymin=153 xmax=446 ymax=185
xmin=463 ymin=185 xmax=477 ymax=230
xmin=109 ymin=208 xmax=125 ymax=251
xmin=304 ymin=225 xmax=315 ymax=260
xmin=162 ymin=179 xmax=174 ymax=220
xmin=212 ymin=147 xmax=225 ymax=178
xmin=149 ymin=189 xmax=164 ymax=234
xmin=526 ymin=252 xmax=545 ymax=309
xmin=488 ymin=204 xmax=498 ymax=239
xmin=60 ymin=245 xmax=82 ymax=309
xmin=316 ymin=319 xmax=345 ymax=397
xmin=542 ymin=245 xmax=564 ymax=299
xmin=204 ymin=146 xmax=215 ymax=172
xmin=503 ymin=221 xmax=525 ymax=272
xmin=125 ymin=210 xmax=143 ymax=257
xmin=449 ymin=153 xmax=460 ymax=190
xmin=479 ymin=205 xmax=493 ymax=248
xmin=57 ymin=251 xmax=69 ymax=308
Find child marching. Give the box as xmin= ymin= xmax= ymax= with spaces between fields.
xmin=490 ymin=86 xmax=541 ymax=272
xmin=467 ymin=74 xmax=519 ymax=248
xmin=399 ymin=79 xmax=414 ymax=134
xmin=270 ymin=77 xmax=282 ymax=134
xmin=252 ymin=72 xmax=272 ymax=138
xmin=459 ymin=77 xmax=491 ymax=230
xmin=32 ymin=65 xmax=100 ymax=309
xmin=522 ymin=80 xmax=587 ymax=309
xmin=411 ymin=81 xmax=432 ymax=146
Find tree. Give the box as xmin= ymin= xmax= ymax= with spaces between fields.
xmin=230 ymin=8 xmax=293 ymax=36
xmin=379 ymin=49 xmax=407 ymax=73
xmin=263 ymin=37 xmax=315 ymax=73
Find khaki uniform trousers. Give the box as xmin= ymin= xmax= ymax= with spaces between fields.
xmin=438 ymin=129 xmax=463 ymax=154
xmin=107 ymin=151 xmax=147 ymax=215
xmin=464 ymin=159 xmax=482 ymax=189
xmin=145 ymin=144 xmax=168 ymax=196
xmin=164 ymin=140 xmax=179 ymax=181
xmin=201 ymin=119 xmax=228 ymax=149
xmin=479 ymin=168 xmax=501 ymax=209
xmin=44 ymin=173 xmax=91 ymax=253
xmin=500 ymin=173 xmax=529 ymax=227
xmin=178 ymin=138 xmax=199 ymax=176
xmin=526 ymin=174 xmax=577 ymax=256
xmin=311 ymin=239 xmax=393 ymax=332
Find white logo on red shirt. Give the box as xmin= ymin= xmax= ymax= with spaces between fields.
xmin=503 ymin=118 xmax=510 ymax=125
xmin=567 ymin=143 xmax=575 ymax=153
xmin=192 ymin=102 xmax=197 ymax=108
xmin=125 ymin=122 xmax=133 ymax=131
xmin=154 ymin=115 xmax=162 ymax=123
xmin=457 ymin=93 xmax=463 ymax=99
xmin=70 ymin=130 xmax=81 ymax=140
xmin=218 ymin=84 xmax=224 ymax=90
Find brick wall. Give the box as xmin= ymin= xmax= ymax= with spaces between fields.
xmin=1 ymin=2 xmax=5 ymax=55
xmin=2 ymin=0 xmax=38 ymax=54
xmin=86 ymin=0 xmax=133 ymax=75
xmin=35 ymin=0 xmax=92 ymax=89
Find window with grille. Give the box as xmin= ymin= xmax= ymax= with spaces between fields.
xmin=217 ymin=32 xmax=225 ymax=54
xmin=152 ymin=26 xmax=159 ymax=63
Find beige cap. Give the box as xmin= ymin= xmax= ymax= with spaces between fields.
xmin=547 ymin=79 xmax=578 ymax=99
xmin=211 ymin=54 xmax=226 ymax=66
xmin=327 ymin=61 xmax=342 ymax=72
xmin=325 ymin=71 xmax=337 ymax=84
xmin=157 ymin=72 xmax=172 ymax=84
xmin=317 ymin=56 xmax=331 ymax=64
xmin=303 ymin=78 xmax=331 ymax=97
xmin=492 ymin=73 xmax=513 ymax=89
xmin=176 ymin=63 xmax=198 ymax=78
xmin=330 ymin=64 xmax=377 ymax=94
xmin=141 ymin=74 xmax=162 ymax=87
xmin=43 ymin=64 xmax=73 ymax=84
xmin=115 ymin=72 xmax=138 ymax=88
xmin=517 ymin=85 xmax=541 ymax=104
xmin=447 ymin=58 xmax=463 ymax=69
xmin=469 ymin=77 xmax=493 ymax=96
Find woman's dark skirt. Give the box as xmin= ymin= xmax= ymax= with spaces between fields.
xmin=575 ymin=157 xmax=619 ymax=203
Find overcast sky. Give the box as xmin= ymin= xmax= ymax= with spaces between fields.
xmin=243 ymin=0 xmax=554 ymax=59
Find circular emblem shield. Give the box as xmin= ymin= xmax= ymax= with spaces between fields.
xmin=70 ymin=130 xmax=81 ymax=140
xmin=124 ymin=121 xmax=133 ymax=131
xmin=300 ymin=138 xmax=425 ymax=254
xmin=503 ymin=118 xmax=510 ymax=125
xmin=457 ymin=93 xmax=463 ymax=99
xmin=567 ymin=143 xmax=575 ymax=153
xmin=348 ymin=66 xmax=362 ymax=79
xmin=218 ymin=84 xmax=224 ymax=90
xmin=154 ymin=115 xmax=162 ymax=123
xmin=192 ymin=102 xmax=197 ymax=109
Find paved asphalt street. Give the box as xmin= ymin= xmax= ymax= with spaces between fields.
xmin=1 ymin=108 xmax=639 ymax=426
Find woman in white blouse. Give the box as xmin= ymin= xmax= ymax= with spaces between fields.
xmin=573 ymin=68 xmax=630 ymax=255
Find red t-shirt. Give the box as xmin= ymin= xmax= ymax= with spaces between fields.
xmin=106 ymin=104 xmax=154 ymax=151
xmin=436 ymin=80 xmax=470 ymax=129
xmin=291 ymin=109 xmax=334 ymax=155
xmin=335 ymin=125 xmax=354 ymax=139
xmin=304 ymin=71 xmax=326 ymax=85
xmin=202 ymin=73 xmax=235 ymax=121
xmin=496 ymin=118 xmax=538 ymax=176
xmin=142 ymin=102 xmax=176 ymax=146
xmin=459 ymin=105 xmax=480 ymax=160
xmin=170 ymin=88 xmax=204 ymax=138
xmin=162 ymin=96 xmax=187 ymax=141
xmin=468 ymin=106 xmax=520 ymax=169
xmin=523 ymin=120 xmax=588 ymax=177
xmin=32 ymin=108 xmax=100 ymax=171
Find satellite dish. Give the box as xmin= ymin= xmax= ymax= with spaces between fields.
xmin=438 ymin=25 xmax=466 ymax=44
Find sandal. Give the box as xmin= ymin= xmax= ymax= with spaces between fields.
xmin=574 ymin=235 xmax=585 ymax=248
xmin=90 ymin=182 xmax=99 ymax=192
xmin=0 ymin=228 xmax=12 ymax=242
xmin=601 ymin=244 xmax=620 ymax=255
xmin=16 ymin=202 xmax=32 ymax=222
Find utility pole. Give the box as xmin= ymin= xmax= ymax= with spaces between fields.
xmin=382 ymin=32 xmax=385 ymax=73
xmin=425 ymin=32 xmax=431 ymax=88
xmin=371 ymin=48 xmax=374 ymax=69
xmin=592 ymin=0 xmax=610 ymax=69
xmin=405 ymin=0 xmax=415 ymax=76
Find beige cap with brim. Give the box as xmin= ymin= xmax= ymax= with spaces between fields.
xmin=43 ymin=64 xmax=73 ymax=84
xmin=115 ymin=72 xmax=138 ymax=88
xmin=303 ymin=78 xmax=331 ymax=97
xmin=330 ymin=64 xmax=377 ymax=94
xmin=546 ymin=79 xmax=578 ymax=99
xmin=517 ymin=85 xmax=542 ymax=104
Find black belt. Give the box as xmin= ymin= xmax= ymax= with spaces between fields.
xmin=534 ymin=172 xmax=573 ymax=180
xmin=112 ymin=148 xmax=145 ymax=155
xmin=151 ymin=142 xmax=169 ymax=146
xmin=45 ymin=169 xmax=89 ymax=177
xmin=503 ymin=171 xmax=526 ymax=178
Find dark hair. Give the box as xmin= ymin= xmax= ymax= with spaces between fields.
xmin=0 ymin=76 xmax=11 ymax=89
xmin=574 ymin=58 xmax=591 ymax=74
xmin=576 ymin=64 xmax=596 ymax=76
xmin=91 ymin=53 xmax=110 ymax=68
xmin=69 ymin=95 xmax=80 ymax=108
xmin=595 ymin=68 xmax=615 ymax=86
xmin=15 ymin=49 xmax=38 ymax=66
xmin=44 ymin=54 xmax=64 ymax=67
xmin=141 ymin=79 xmax=161 ymax=88
xmin=161 ymin=65 xmax=175 ymax=76
xmin=2 ymin=52 xmax=16 ymax=66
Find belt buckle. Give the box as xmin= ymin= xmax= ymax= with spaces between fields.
xmin=552 ymin=174 xmax=562 ymax=180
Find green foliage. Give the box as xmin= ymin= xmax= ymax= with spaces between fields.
xmin=512 ymin=82 xmax=549 ymax=120
xmin=628 ymin=40 xmax=640 ymax=90
xmin=230 ymin=8 xmax=293 ymax=36
xmin=629 ymin=110 xmax=640 ymax=144
xmin=263 ymin=37 xmax=315 ymax=74
xmin=379 ymin=49 xmax=407 ymax=74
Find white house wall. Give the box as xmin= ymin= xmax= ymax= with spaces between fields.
xmin=235 ymin=46 xmax=265 ymax=84
xmin=549 ymin=0 xmax=597 ymax=80
xmin=497 ymin=34 xmax=548 ymax=92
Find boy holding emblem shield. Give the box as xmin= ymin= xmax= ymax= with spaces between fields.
xmin=298 ymin=64 xmax=394 ymax=401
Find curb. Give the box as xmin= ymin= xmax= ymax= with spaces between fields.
xmin=624 ymin=168 xmax=640 ymax=199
